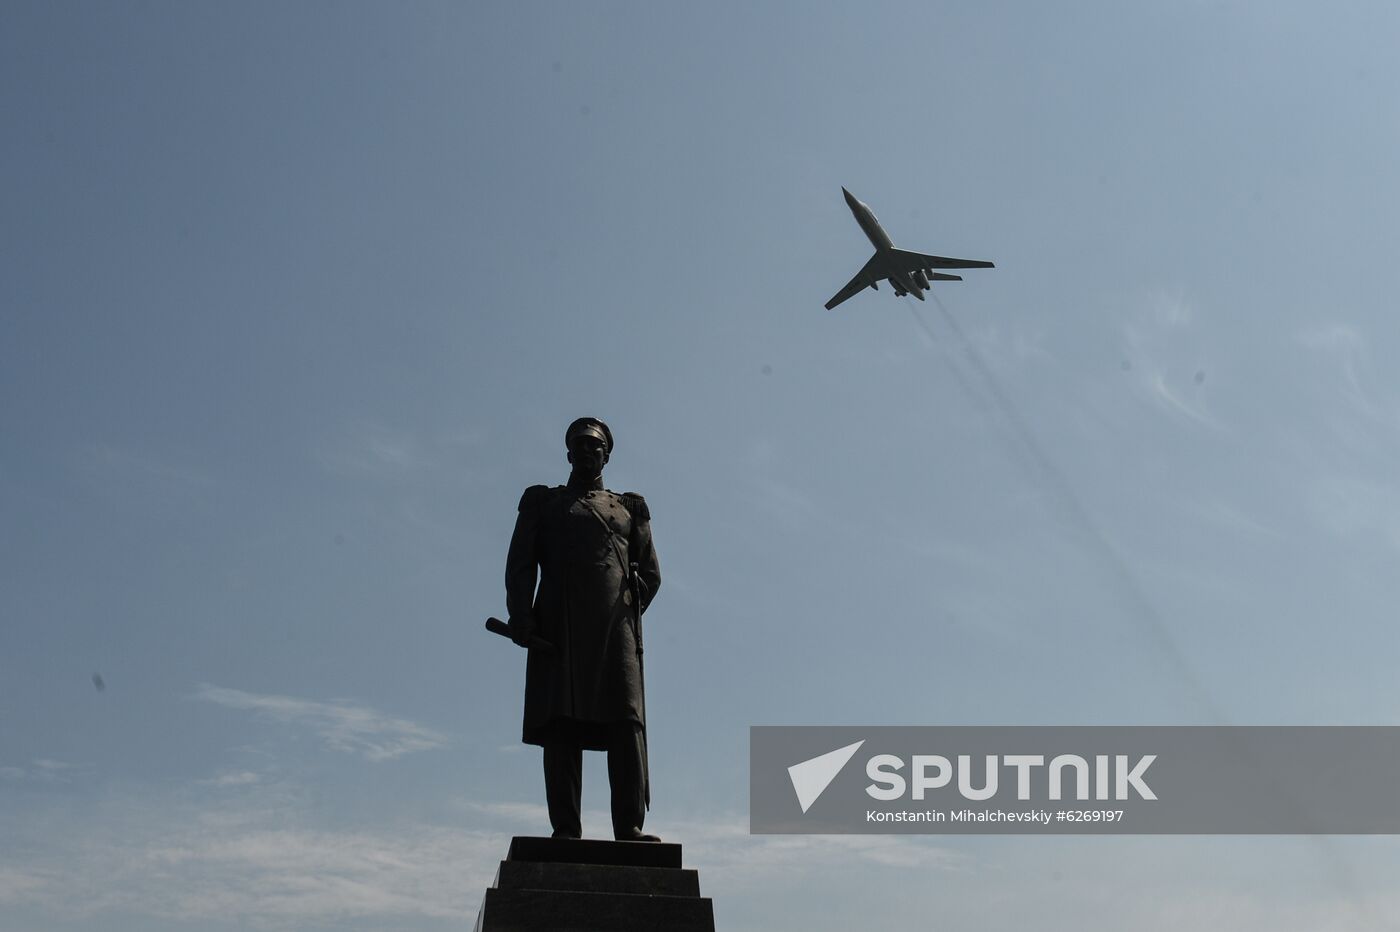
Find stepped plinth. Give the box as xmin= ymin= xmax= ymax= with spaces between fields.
xmin=474 ymin=836 xmax=716 ymax=932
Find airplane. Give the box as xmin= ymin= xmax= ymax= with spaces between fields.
xmin=824 ymin=187 xmax=994 ymax=310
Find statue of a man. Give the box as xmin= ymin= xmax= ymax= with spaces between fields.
xmin=505 ymin=417 xmax=662 ymax=841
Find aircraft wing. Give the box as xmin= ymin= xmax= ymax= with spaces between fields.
xmin=824 ymin=254 xmax=882 ymax=310
xmin=888 ymin=247 xmax=994 ymax=271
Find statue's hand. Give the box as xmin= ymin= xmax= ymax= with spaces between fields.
xmin=508 ymin=614 xmax=535 ymax=647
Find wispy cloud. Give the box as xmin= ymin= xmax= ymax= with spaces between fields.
xmin=77 ymin=442 xmax=219 ymax=506
xmin=746 ymin=475 xmax=817 ymax=524
xmin=4 ymin=781 xmax=1397 ymax=932
xmin=1182 ymin=498 xmax=1278 ymax=540
xmin=1296 ymin=323 xmax=1385 ymax=421
xmin=195 ymin=685 xmax=449 ymax=761
xmin=199 ymin=771 xmax=263 ymax=787
xmin=455 ymin=800 xmax=551 ymax=823
xmin=0 ymin=867 xmax=50 ymax=901
xmin=1121 ymin=292 xmax=1225 ymax=431
xmin=1306 ymin=476 xmax=1400 ymax=552
xmin=0 ymin=759 xmax=89 ymax=784
xmin=317 ymin=420 xmax=437 ymax=478
xmin=0 ymin=793 xmax=496 ymax=928
xmin=310 ymin=420 xmax=488 ymax=541
xmin=1143 ymin=370 xmax=1223 ymax=430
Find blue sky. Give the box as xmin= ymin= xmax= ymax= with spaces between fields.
xmin=4 ymin=2 xmax=1400 ymax=929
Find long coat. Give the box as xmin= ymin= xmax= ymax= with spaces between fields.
xmin=505 ymin=483 xmax=661 ymax=751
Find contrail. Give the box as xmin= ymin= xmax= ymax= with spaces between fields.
xmin=917 ymin=292 xmax=1377 ymax=919
xmin=920 ymin=291 xmax=1223 ymax=723
xmin=903 ymin=302 xmax=990 ymax=413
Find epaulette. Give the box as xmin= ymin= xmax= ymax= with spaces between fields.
xmin=517 ymin=484 xmax=550 ymax=511
xmin=620 ymin=492 xmax=650 ymax=520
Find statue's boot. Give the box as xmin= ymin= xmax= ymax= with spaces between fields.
xmin=543 ymin=744 xmax=583 ymax=839
xmin=608 ymin=722 xmax=653 ymax=841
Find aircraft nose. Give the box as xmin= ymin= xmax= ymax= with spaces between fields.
xmin=842 ymin=187 xmax=857 ymax=208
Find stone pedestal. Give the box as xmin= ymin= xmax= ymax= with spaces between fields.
xmin=474 ymin=836 xmax=716 ymax=932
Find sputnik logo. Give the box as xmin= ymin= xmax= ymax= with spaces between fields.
xmin=787 ymin=740 xmax=866 ymax=813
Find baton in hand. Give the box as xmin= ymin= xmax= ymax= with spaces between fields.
xmin=485 ymin=617 xmax=555 ymax=653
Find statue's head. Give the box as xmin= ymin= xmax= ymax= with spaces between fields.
xmin=565 ymin=417 xmax=612 ymax=475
